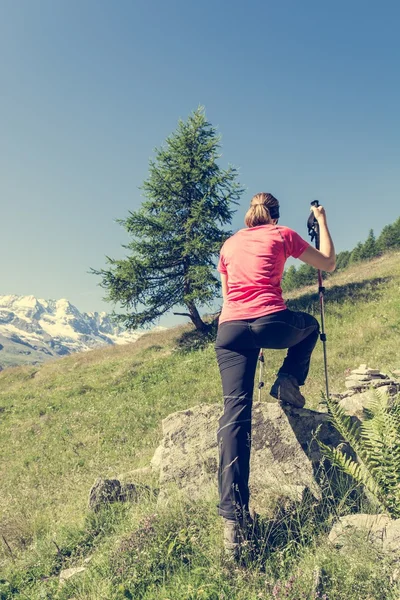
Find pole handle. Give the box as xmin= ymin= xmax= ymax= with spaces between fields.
xmin=307 ymin=200 xmax=320 ymax=249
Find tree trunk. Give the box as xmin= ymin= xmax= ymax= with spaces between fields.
xmin=186 ymin=301 xmax=208 ymax=332
xmin=182 ymin=256 xmax=208 ymax=332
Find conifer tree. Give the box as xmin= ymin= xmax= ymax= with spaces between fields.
xmin=360 ymin=229 xmax=379 ymax=260
xmin=92 ymin=108 xmax=243 ymax=332
xmin=335 ymin=250 xmax=351 ymax=271
xmin=281 ymin=265 xmax=298 ymax=292
xmin=377 ymin=217 xmax=400 ymax=252
xmin=349 ymin=241 xmax=364 ymax=264
xmin=295 ymin=263 xmax=318 ymax=286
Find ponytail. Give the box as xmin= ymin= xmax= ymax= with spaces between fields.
xmin=244 ymin=193 xmax=280 ymax=228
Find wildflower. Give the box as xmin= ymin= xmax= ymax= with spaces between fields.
xmin=272 ymin=582 xmax=282 ymax=597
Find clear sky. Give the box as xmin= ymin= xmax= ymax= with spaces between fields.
xmin=1 ymin=0 xmax=399 ymax=327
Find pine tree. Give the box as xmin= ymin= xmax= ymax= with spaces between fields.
xmin=295 ymin=263 xmax=318 ymax=286
xmin=359 ymin=229 xmax=379 ymax=260
xmin=281 ymin=265 xmax=298 ymax=292
xmin=92 ymin=108 xmax=243 ymax=332
xmin=349 ymin=241 xmax=364 ymax=264
xmin=377 ymin=217 xmax=400 ymax=252
xmin=335 ymin=250 xmax=351 ymax=271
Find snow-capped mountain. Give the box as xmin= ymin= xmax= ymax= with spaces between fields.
xmin=0 ymin=295 xmax=153 ymax=370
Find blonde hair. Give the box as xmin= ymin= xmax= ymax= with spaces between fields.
xmin=244 ymin=192 xmax=280 ymax=228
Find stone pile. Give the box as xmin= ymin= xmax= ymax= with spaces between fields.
xmin=332 ymin=364 xmax=400 ymax=419
xmin=345 ymin=364 xmax=399 ymax=392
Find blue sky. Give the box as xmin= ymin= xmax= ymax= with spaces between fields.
xmin=1 ymin=0 xmax=399 ymax=327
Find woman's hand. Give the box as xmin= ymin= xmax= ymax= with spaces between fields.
xmin=300 ymin=205 xmax=336 ymax=271
xmin=311 ymin=204 xmax=327 ymax=222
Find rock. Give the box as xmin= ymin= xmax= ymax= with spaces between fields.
xmin=88 ymin=478 xmax=150 ymax=511
xmin=329 ymin=514 xmax=400 ymax=559
xmin=59 ymin=566 xmax=86 ymax=585
xmin=88 ymin=478 xmax=122 ymax=512
xmin=391 ymin=567 xmax=400 ymax=583
xmin=150 ymin=444 xmax=163 ymax=472
xmin=338 ymin=383 xmax=400 ymax=418
xmin=350 ymin=367 xmax=382 ymax=376
xmin=338 ymin=394 xmax=366 ymax=420
xmin=343 ymin=364 xmax=390 ymax=392
xmin=348 ymin=374 xmax=379 ymax=381
xmin=151 ymin=402 xmax=346 ymax=518
xmin=329 ymin=513 xmax=391 ymax=547
xmin=120 ymin=483 xmax=139 ymax=502
xmin=371 ymin=379 xmax=399 ymax=390
xmin=359 ymin=385 xmax=392 ymax=403
xmin=337 ymin=361 xmax=400 ymax=419
xmin=128 ymin=466 xmax=153 ymax=477
xmin=345 ymin=379 xmax=368 ymax=389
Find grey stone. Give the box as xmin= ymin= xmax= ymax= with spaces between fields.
xmin=348 ymin=374 xmax=377 ymax=381
xmin=344 ymin=375 xmax=393 ymax=390
xmin=59 ymin=566 xmax=86 ymax=585
xmin=338 ymin=394 xmax=366 ymax=419
xmin=127 ymin=466 xmax=153 ymax=477
xmin=391 ymin=567 xmax=400 ymax=583
xmin=152 ymin=402 xmax=346 ymax=518
xmin=88 ymin=478 xmax=122 ymax=512
xmin=338 ymin=384 xmax=399 ymax=418
xmin=341 ymin=390 xmax=358 ymax=398
xmin=329 ymin=514 xmax=400 ymax=558
xmin=371 ymin=379 xmax=399 ymax=390
xmin=120 ymin=483 xmax=139 ymax=502
xmin=350 ymin=368 xmax=382 ymax=376
xmin=83 ymin=555 xmax=93 ymax=564
xmin=88 ymin=477 xmax=149 ymax=511
xmin=150 ymin=444 xmax=163 ymax=472
xmin=345 ymin=379 xmax=369 ymax=389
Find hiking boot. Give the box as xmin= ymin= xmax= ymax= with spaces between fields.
xmin=223 ymin=518 xmax=240 ymax=560
xmin=223 ymin=512 xmax=256 ymax=560
xmin=270 ymin=374 xmax=306 ymax=408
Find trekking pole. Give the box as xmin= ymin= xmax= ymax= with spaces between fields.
xmin=258 ymin=349 xmax=264 ymax=402
xmin=307 ymin=200 xmax=330 ymax=399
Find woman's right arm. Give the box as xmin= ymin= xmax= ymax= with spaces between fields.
xmin=298 ymin=206 xmax=336 ymax=272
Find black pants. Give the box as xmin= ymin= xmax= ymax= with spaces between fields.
xmin=215 ymin=309 xmax=319 ymax=520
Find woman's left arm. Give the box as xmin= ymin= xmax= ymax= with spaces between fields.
xmin=220 ymin=273 xmax=228 ymax=301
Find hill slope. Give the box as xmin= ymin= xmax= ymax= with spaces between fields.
xmin=1 ymin=251 xmax=399 ymax=599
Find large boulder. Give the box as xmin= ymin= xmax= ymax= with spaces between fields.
xmin=151 ymin=401 xmax=345 ymax=517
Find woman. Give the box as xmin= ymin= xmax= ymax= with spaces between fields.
xmin=215 ymin=192 xmax=335 ymax=557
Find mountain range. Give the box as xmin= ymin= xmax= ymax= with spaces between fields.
xmin=0 ymin=295 xmax=154 ymax=370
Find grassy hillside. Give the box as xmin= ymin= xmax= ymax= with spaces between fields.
xmin=1 ymin=251 xmax=400 ymax=599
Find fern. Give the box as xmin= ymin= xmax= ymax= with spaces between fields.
xmin=320 ymin=389 xmax=400 ymax=518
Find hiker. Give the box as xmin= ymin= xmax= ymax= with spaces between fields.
xmin=215 ymin=192 xmax=335 ymax=556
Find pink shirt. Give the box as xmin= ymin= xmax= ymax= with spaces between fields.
xmin=217 ymin=225 xmax=309 ymax=323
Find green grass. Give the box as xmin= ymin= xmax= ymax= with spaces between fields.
xmin=1 ymin=251 xmax=400 ymax=599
